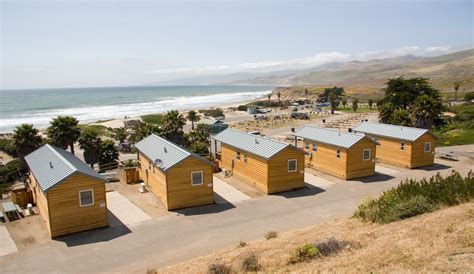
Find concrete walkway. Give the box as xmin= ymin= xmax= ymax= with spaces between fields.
xmin=106 ymin=191 xmax=152 ymax=228
xmin=375 ymin=165 xmax=400 ymax=175
xmin=213 ymin=176 xmax=251 ymax=204
xmin=304 ymin=172 xmax=335 ymax=189
xmin=0 ymin=225 xmax=17 ymax=257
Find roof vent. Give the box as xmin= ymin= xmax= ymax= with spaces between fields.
xmin=255 ymin=139 xmax=259 ymax=144
xmin=164 ymin=147 xmax=167 ymax=153
xmin=49 ymin=162 xmax=53 ymax=169
xmin=348 ymin=128 xmax=352 ymax=132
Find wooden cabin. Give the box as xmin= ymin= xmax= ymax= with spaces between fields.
xmin=24 ymin=144 xmax=108 ymax=238
xmin=354 ymin=122 xmax=436 ymax=168
xmin=294 ymin=126 xmax=377 ymax=180
xmin=135 ymin=134 xmax=214 ymax=210
xmin=212 ymin=129 xmax=304 ymax=194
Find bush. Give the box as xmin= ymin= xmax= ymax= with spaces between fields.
xmin=241 ymin=252 xmax=261 ymax=271
xmin=0 ymin=159 xmax=27 ymax=184
xmin=314 ymin=237 xmax=350 ymax=257
xmin=0 ymin=138 xmax=17 ymax=157
xmin=354 ymin=170 xmax=474 ymax=224
xmin=238 ymin=241 xmax=247 ymax=247
xmin=141 ymin=114 xmax=165 ymax=125
xmin=199 ymin=108 xmax=224 ymax=118
xmin=207 ymin=259 xmax=232 ymax=274
xmin=237 ymin=105 xmax=248 ymax=111
xmin=465 ymin=92 xmax=474 ymax=101
xmin=288 ymin=244 xmax=319 ymax=264
xmin=265 ymin=231 xmax=278 ymax=240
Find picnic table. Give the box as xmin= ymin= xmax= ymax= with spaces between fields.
xmin=2 ymin=202 xmax=21 ymax=221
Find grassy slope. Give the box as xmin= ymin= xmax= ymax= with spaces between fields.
xmin=158 ymin=202 xmax=474 ymax=272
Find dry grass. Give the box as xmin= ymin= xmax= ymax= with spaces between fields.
xmin=157 ymin=202 xmax=474 ymax=272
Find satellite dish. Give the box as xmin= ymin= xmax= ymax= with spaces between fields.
xmin=154 ymin=159 xmax=164 ymax=168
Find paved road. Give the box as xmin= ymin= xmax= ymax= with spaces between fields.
xmin=0 ymin=153 xmax=471 ymax=273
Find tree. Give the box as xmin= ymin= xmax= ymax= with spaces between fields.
xmin=454 ymin=83 xmax=460 ymax=102
xmin=342 ymin=98 xmax=347 ymax=109
xmin=267 ymin=93 xmax=271 ymax=101
xmin=304 ymin=88 xmax=309 ymax=97
xmin=12 ymin=124 xmax=43 ymax=161
xmin=161 ymin=110 xmax=186 ymax=145
xmin=112 ymin=127 xmax=128 ymax=143
xmin=99 ymin=140 xmax=119 ymax=170
xmin=186 ymin=110 xmax=200 ymax=130
xmin=390 ymin=110 xmax=413 ymax=126
xmin=277 ymin=91 xmax=281 ymax=103
xmin=318 ymin=87 xmax=345 ymax=114
xmin=378 ymin=77 xmax=443 ymax=129
xmin=352 ymin=98 xmax=359 ymax=112
xmin=465 ymin=92 xmax=474 ymax=101
xmin=368 ymin=99 xmax=374 ymax=109
xmin=47 ymin=116 xmax=81 ymax=154
xmin=78 ymin=128 xmax=102 ymax=168
xmin=412 ymin=94 xmax=443 ymax=129
xmin=335 ymin=99 xmax=341 ymax=110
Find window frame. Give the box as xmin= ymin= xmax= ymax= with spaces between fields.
xmin=312 ymin=143 xmax=317 ymax=152
xmin=363 ymin=149 xmax=371 ymax=161
xmin=191 ymin=171 xmax=204 ymax=186
xmin=236 ymin=151 xmax=241 ymax=160
xmin=424 ymin=142 xmax=431 ymax=153
xmin=243 ymin=154 xmax=248 ymax=164
xmin=305 ymin=142 xmax=310 ymax=149
xmin=400 ymin=142 xmax=405 ymax=151
xmin=336 ymin=149 xmax=340 ymax=159
xmin=287 ymin=159 xmax=297 ymax=173
xmin=79 ymin=189 xmax=94 ymax=207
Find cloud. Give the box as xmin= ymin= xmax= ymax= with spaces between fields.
xmin=148 ymin=45 xmax=456 ymax=79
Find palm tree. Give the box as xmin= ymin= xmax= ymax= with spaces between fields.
xmin=47 ymin=116 xmax=81 ymax=154
xmin=78 ymin=129 xmax=102 ymax=168
xmin=454 ymin=83 xmax=460 ymax=102
xmin=352 ymin=98 xmax=359 ymax=113
xmin=112 ymin=127 xmax=128 ymax=143
xmin=342 ymin=98 xmax=347 ymax=110
xmin=412 ymin=94 xmax=442 ymax=129
xmin=186 ymin=110 xmax=200 ymax=130
xmin=304 ymin=88 xmax=309 ymax=97
xmin=277 ymin=91 xmax=281 ymax=103
xmin=368 ymin=99 xmax=374 ymax=110
xmin=161 ymin=110 xmax=186 ymax=145
xmin=12 ymin=124 xmax=43 ymax=161
xmin=267 ymin=93 xmax=271 ymax=101
xmin=328 ymin=93 xmax=337 ymax=114
xmin=99 ymin=140 xmax=119 ymax=171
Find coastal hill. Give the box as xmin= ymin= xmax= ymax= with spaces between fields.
xmin=242 ymin=49 xmax=474 ymax=94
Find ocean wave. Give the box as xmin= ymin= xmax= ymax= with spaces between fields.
xmin=0 ymin=90 xmax=270 ymax=132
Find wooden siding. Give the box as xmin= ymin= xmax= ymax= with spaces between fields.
xmin=301 ymin=140 xmax=348 ymax=179
xmin=346 ymin=138 xmax=376 ymax=179
xmin=411 ymin=133 xmax=436 ymax=168
xmin=372 ymin=136 xmax=413 ymax=168
xmin=166 ymin=157 xmax=214 ymax=210
xmin=138 ymin=152 xmax=168 ymax=207
xmin=29 ymin=172 xmax=51 ymax=234
xmin=46 ymin=173 xmax=108 ymax=238
xmin=267 ymin=146 xmax=305 ymax=193
xmin=220 ymin=144 xmax=269 ymax=193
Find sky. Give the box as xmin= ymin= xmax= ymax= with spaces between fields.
xmin=1 ymin=0 xmax=473 ymax=90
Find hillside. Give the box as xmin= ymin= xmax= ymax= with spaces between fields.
xmin=156 ymin=202 xmax=474 ymax=272
xmin=248 ymin=49 xmax=474 ymax=94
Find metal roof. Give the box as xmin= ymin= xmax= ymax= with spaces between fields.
xmin=294 ymin=126 xmax=368 ymax=149
xmin=135 ymin=134 xmax=210 ymax=171
xmin=213 ymin=128 xmax=290 ymax=159
xmin=24 ymin=144 xmax=106 ymax=192
xmin=353 ymin=122 xmax=433 ymax=142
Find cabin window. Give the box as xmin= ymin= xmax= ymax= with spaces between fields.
xmin=236 ymin=151 xmax=241 ymax=160
xmin=79 ymin=189 xmax=94 ymax=207
xmin=288 ymin=159 xmax=297 ymax=172
xmin=424 ymin=142 xmax=431 ymax=153
xmin=191 ymin=171 xmax=203 ymax=186
xmin=312 ymin=144 xmax=318 ymax=152
xmin=400 ymin=142 xmax=405 ymax=151
xmin=363 ymin=149 xmax=371 ymax=161
xmin=244 ymin=154 xmax=248 ymax=163
xmin=305 ymin=142 xmax=310 ymax=149
xmin=336 ymin=149 xmax=340 ymax=159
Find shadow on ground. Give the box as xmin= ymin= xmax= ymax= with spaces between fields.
xmin=173 ymin=196 xmax=235 ymax=216
xmin=55 ymin=210 xmax=131 ymax=247
xmin=416 ymin=163 xmax=452 ymax=171
xmin=275 ymin=184 xmax=326 ymax=199
xmin=355 ymin=173 xmax=395 ymax=183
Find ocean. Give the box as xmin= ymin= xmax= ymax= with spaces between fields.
xmin=0 ymin=85 xmax=273 ymax=133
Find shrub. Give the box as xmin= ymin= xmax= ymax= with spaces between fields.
xmin=0 ymin=159 xmax=27 ymax=184
xmin=199 ymin=108 xmax=225 ymax=118
xmin=265 ymin=231 xmax=278 ymax=240
xmin=354 ymin=170 xmax=474 ymax=224
xmin=207 ymin=259 xmax=232 ymax=274
xmin=238 ymin=241 xmax=247 ymax=247
xmin=0 ymin=138 xmax=17 ymax=157
xmin=288 ymin=244 xmax=319 ymax=264
xmin=237 ymin=105 xmax=248 ymax=111
xmin=465 ymin=91 xmax=474 ymax=101
xmin=141 ymin=114 xmax=165 ymax=125
xmin=314 ymin=237 xmax=349 ymax=257
xmin=241 ymin=252 xmax=261 ymax=271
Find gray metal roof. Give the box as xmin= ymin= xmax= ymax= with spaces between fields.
xmin=24 ymin=144 xmax=106 ymax=192
xmin=294 ymin=126 xmax=368 ymax=149
xmin=135 ymin=134 xmax=210 ymax=171
xmin=213 ymin=129 xmax=290 ymax=159
xmin=354 ymin=122 xmax=433 ymax=142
